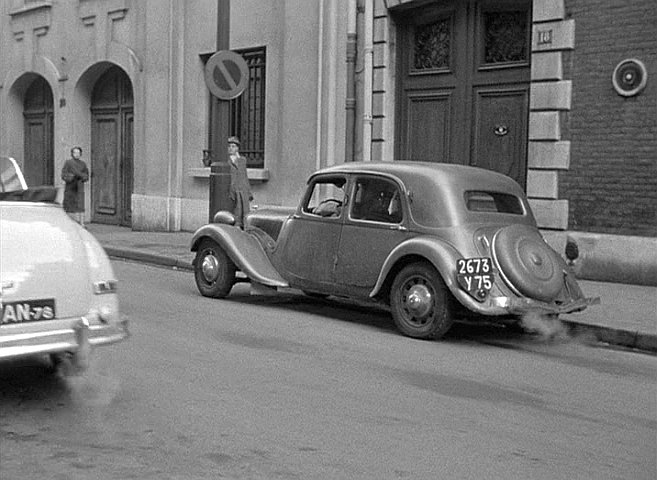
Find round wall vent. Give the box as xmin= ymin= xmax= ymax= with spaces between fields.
xmin=612 ymin=59 xmax=648 ymax=97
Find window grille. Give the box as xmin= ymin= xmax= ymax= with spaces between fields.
xmin=413 ymin=17 xmax=451 ymax=71
xmin=230 ymin=47 xmax=266 ymax=168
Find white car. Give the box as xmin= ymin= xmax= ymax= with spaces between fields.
xmin=0 ymin=156 xmax=128 ymax=372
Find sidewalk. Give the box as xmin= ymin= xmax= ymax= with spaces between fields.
xmin=86 ymin=223 xmax=657 ymax=354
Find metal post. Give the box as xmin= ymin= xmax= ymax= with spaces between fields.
xmin=209 ymin=0 xmax=232 ymax=222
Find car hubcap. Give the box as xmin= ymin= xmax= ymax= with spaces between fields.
xmin=201 ymin=252 xmax=219 ymax=283
xmin=403 ymin=280 xmax=433 ymax=320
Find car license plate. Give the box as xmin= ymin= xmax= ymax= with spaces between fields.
xmin=1 ymin=299 xmax=56 ymax=324
xmin=456 ymin=258 xmax=493 ymax=294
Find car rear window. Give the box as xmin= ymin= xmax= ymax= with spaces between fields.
xmin=464 ymin=191 xmax=525 ymax=215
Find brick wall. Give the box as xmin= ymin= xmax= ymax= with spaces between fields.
xmin=562 ymin=0 xmax=656 ymax=236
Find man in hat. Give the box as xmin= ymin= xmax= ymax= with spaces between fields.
xmin=227 ymin=136 xmax=253 ymax=227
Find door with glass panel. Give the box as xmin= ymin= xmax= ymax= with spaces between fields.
xmin=395 ymin=0 xmax=531 ymax=188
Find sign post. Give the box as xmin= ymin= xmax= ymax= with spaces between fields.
xmin=206 ymin=0 xmax=248 ymax=222
xmin=204 ymin=48 xmax=248 ymax=222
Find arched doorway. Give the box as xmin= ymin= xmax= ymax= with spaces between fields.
xmin=90 ymin=66 xmax=134 ymax=226
xmin=394 ymin=0 xmax=531 ymax=188
xmin=23 ymin=77 xmax=54 ymax=186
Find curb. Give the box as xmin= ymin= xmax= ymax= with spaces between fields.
xmin=563 ymin=320 xmax=657 ymax=354
xmin=104 ymin=247 xmax=656 ymax=355
xmin=104 ymin=247 xmax=193 ymax=271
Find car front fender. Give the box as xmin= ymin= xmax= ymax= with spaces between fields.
xmin=191 ymin=224 xmax=288 ymax=288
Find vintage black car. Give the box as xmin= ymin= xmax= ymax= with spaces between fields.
xmin=191 ymin=162 xmax=597 ymax=340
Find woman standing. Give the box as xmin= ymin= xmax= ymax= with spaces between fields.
xmin=60 ymin=146 xmax=89 ymax=226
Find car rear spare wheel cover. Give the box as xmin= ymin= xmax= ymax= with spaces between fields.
xmin=493 ymin=224 xmax=563 ymax=302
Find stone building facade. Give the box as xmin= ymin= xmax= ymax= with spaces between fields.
xmin=1 ymin=1 xmax=654 ymax=251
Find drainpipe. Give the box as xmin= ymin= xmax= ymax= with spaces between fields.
xmin=345 ymin=0 xmax=357 ymax=162
xmin=315 ymin=0 xmax=325 ymax=171
xmin=357 ymin=0 xmax=373 ymax=162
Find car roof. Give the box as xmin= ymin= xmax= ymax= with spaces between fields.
xmin=314 ymin=161 xmax=524 ymax=194
xmin=312 ymin=161 xmax=532 ymax=228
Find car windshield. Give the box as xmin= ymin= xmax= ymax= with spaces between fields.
xmin=0 ymin=156 xmax=58 ymax=203
xmin=0 ymin=157 xmax=27 ymax=193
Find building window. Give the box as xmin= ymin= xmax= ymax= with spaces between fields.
xmin=231 ymin=47 xmax=266 ymax=168
xmin=204 ymin=46 xmax=266 ymax=169
xmin=200 ymin=47 xmax=267 ymax=168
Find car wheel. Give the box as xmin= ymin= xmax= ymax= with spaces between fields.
xmin=194 ymin=239 xmax=236 ymax=298
xmin=493 ymin=224 xmax=564 ymax=302
xmin=390 ymin=262 xmax=454 ymax=340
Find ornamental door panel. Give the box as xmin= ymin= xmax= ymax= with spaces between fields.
xmin=121 ymin=110 xmax=134 ymax=225
xmin=472 ymin=87 xmax=528 ymax=188
xmin=396 ymin=4 xmax=468 ymax=163
xmin=396 ymin=0 xmax=531 ymax=188
xmin=90 ymin=66 xmax=134 ymax=226
xmin=406 ymin=92 xmax=451 ymax=162
xmin=23 ymin=77 xmax=54 ymax=186
xmin=91 ymin=115 xmax=119 ymax=218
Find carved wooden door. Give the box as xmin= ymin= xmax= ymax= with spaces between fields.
xmin=23 ymin=77 xmax=54 ymax=186
xmin=90 ymin=67 xmax=134 ymax=225
xmin=395 ymin=0 xmax=531 ymax=188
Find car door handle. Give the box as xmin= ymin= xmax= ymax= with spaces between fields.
xmin=390 ymin=225 xmax=407 ymax=231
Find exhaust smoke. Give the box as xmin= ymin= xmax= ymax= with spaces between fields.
xmin=520 ymin=312 xmax=568 ymax=341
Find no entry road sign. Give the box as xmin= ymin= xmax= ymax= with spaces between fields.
xmin=204 ymin=50 xmax=249 ymax=101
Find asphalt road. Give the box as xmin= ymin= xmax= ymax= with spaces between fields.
xmin=0 ymin=261 xmax=655 ymax=480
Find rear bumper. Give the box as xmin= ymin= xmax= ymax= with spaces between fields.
xmin=498 ymin=295 xmax=601 ymax=315
xmin=453 ymin=285 xmax=600 ymax=317
xmin=0 ymin=316 xmax=129 ymax=361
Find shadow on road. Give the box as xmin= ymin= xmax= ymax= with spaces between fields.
xmin=0 ymin=357 xmax=72 ymax=406
xmin=219 ymin=287 xmax=561 ymax=348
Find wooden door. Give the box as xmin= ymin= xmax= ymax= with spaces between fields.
xmin=121 ymin=111 xmax=134 ymax=225
xmin=90 ymin=67 xmax=134 ymax=225
xmin=23 ymin=77 xmax=54 ymax=186
xmin=395 ymin=0 xmax=531 ymax=188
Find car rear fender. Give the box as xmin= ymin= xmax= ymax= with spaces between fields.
xmin=369 ymin=235 xmax=466 ymax=301
xmin=190 ymin=224 xmax=288 ymax=288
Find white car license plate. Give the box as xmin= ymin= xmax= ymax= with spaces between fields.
xmin=1 ymin=299 xmax=56 ymax=324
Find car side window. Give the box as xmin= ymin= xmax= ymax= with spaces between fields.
xmin=303 ymin=176 xmax=346 ymax=218
xmin=350 ymin=177 xmax=403 ymax=224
